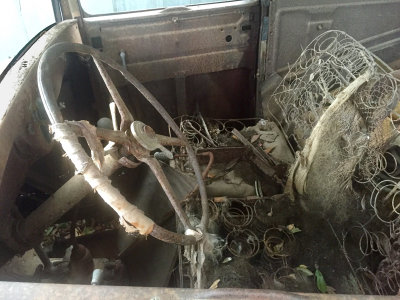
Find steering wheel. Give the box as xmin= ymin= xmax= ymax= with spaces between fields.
xmin=37 ymin=43 xmax=208 ymax=245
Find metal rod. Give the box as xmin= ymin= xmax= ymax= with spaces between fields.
xmin=151 ymin=224 xmax=196 ymax=245
xmin=156 ymin=134 xmax=185 ymax=147
xmin=141 ymin=157 xmax=194 ymax=231
xmin=92 ymin=57 xmax=133 ymax=131
xmin=178 ymin=152 xmax=214 ymax=202
xmin=109 ymin=102 xmax=118 ymax=131
xmin=232 ymin=128 xmax=276 ymax=177
xmin=51 ymin=0 xmax=63 ymax=23
xmin=70 ymin=123 xmax=185 ymax=148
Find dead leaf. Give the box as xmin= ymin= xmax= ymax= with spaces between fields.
xmin=267 ymin=207 xmax=273 ymax=217
xmin=222 ymin=257 xmax=232 ymax=264
xmin=273 ymin=242 xmax=284 ymax=253
xmin=296 ymin=265 xmax=314 ymax=277
xmin=264 ymin=147 xmax=275 ymax=154
xmin=213 ymin=196 xmax=228 ymax=203
xmin=327 ymin=286 xmax=336 ymax=294
xmin=209 ymin=279 xmax=220 ymax=289
xmin=207 ymin=169 xmax=219 ymax=178
xmin=287 ymin=224 xmax=301 ymax=234
xmin=251 ymin=134 xmax=260 ymax=143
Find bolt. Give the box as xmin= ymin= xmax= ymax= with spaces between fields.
xmin=259 ymin=119 xmax=268 ymax=130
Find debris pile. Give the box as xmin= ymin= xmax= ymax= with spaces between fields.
xmin=170 ymin=117 xmax=324 ymax=291
xmin=172 ymin=31 xmax=400 ymax=295
xmin=263 ymin=30 xmax=400 ymax=295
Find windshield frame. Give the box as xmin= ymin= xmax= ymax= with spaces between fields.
xmin=79 ymin=0 xmax=248 ymax=18
xmin=0 ymin=23 xmax=55 ymax=83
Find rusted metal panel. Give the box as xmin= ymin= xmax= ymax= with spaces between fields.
xmin=0 ymin=20 xmax=82 ymax=254
xmin=0 ymin=20 xmax=81 ymax=179
xmin=82 ymin=1 xmax=260 ymax=83
xmin=265 ymin=0 xmax=400 ymax=77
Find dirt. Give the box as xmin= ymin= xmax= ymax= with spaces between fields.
xmin=198 ymin=195 xmax=366 ymax=294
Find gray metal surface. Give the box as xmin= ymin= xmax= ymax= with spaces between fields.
xmin=0 ymin=281 xmax=398 ymax=299
xmin=266 ymin=0 xmax=400 ymax=77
